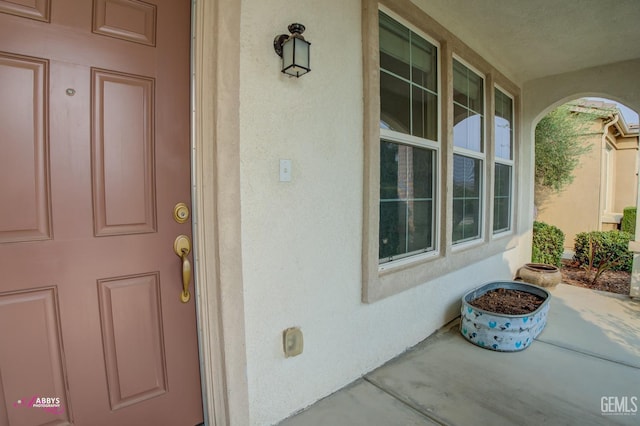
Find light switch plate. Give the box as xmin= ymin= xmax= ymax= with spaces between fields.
xmin=280 ymin=159 xmax=292 ymax=182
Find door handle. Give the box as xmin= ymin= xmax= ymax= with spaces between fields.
xmin=174 ymin=235 xmax=192 ymax=303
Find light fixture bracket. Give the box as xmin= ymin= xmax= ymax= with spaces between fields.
xmin=273 ymin=23 xmax=307 ymax=57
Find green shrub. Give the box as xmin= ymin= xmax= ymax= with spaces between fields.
xmin=621 ymin=207 xmax=636 ymax=236
xmin=532 ymin=221 xmax=565 ymax=267
xmin=573 ymin=230 xmax=633 ymax=272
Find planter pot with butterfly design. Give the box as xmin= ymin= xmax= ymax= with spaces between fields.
xmin=460 ymin=281 xmax=551 ymax=352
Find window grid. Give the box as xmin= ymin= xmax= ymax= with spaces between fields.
xmin=452 ymin=59 xmax=485 ymax=245
xmin=493 ymin=87 xmax=514 ymax=234
xmin=379 ymin=11 xmax=439 ymax=264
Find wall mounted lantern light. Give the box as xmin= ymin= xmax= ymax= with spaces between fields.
xmin=273 ymin=23 xmax=311 ymax=78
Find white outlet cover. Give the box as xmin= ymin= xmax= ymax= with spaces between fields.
xmin=283 ymin=327 xmax=303 ymax=357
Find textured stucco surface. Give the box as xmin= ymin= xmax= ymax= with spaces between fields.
xmin=233 ymin=1 xmax=639 ymax=425
xmin=237 ymin=1 xmax=528 ymax=424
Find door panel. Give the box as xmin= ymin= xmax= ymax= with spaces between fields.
xmin=0 ymin=1 xmax=202 ymax=425
xmin=0 ymin=288 xmax=71 ymax=426
xmin=91 ymin=68 xmax=156 ymax=236
xmin=0 ymin=0 xmax=51 ymax=22
xmin=92 ymin=0 xmax=157 ymax=46
xmin=0 ymin=53 xmax=51 ymax=243
xmin=97 ymin=273 xmax=167 ymax=410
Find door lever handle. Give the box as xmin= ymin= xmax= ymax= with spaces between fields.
xmin=174 ymin=235 xmax=192 ymax=303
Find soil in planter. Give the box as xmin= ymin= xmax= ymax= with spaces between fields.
xmin=469 ymin=288 xmax=545 ymax=315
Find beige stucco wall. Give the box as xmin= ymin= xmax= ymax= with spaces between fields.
xmin=536 ymin=127 xmax=603 ymax=248
xmin=237 ymin=0 xmax=530 ymax=424
xmin=536 ymin=117 xmax=638 ymax=248
xmin=615 ymin=138 xmax=638 ymax=213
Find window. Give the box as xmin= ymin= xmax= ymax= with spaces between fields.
xmin=452 ymin=59 xmax=484 ymax=244
xmin=493 ymin=88 xmax=514 ymax=233
xmin=378 ymin=11 xmax=439 ymax=264
xmin=362 ymin=3 xmax=520 ymax=302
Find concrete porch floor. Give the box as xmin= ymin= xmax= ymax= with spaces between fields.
xmin=279 ymin=284 xmax=640 ymax=426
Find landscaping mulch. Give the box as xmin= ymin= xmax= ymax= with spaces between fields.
xmin=469 ymin=288 xmax=545 ymax=315
xmin=560 ymin=259 xmax=630 ymax=295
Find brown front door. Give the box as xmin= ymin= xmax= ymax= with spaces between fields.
xmin=0 ymin=1 xmax=203 ymax=425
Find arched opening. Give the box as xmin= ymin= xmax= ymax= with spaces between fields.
xmin=532 ymin=96 xmax=638 ymax=294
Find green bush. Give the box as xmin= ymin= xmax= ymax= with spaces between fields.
xmin=621 ymin=207 xmax=636 ymax=236
xmin=532 ymin=221 xmax=565 ymax=267
xmin=573 ymin=230 xmax=633 ymax=272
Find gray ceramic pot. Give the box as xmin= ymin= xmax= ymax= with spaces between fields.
xmin=516 ymin=263 xmax=562 ymax=288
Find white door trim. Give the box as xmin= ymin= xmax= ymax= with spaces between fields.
xmin=192 ymin=0 xmax=249 ymax=424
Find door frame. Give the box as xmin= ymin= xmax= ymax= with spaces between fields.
xmin=192 ymin=0 xmax=249 ymax=424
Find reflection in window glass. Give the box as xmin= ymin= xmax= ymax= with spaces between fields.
xmin=453 ymin=60 xmax=483 ymax=152
xmin=452 ymin=154 xmax=482 ymax=244
xmin=379 ymin=11 xmax=438 ymax=141
xmin=493 ymin=163 xmax=511 ymax=233
xmin=380 ymin=72 xmax=411 ymax=133
xmin=379 ymin=12 xmax=410 ymax=80
xmin=453 ymin=112 xmax=483 ymax=152
xmin=493 ymin=88 xmax=514 ymax=234
xmin=379 ymin=141 xmax=435 ymax=261
xmin=495 ymin=89 xmax=513 ymax=160
xmin=452 ymin=60 xmax=484 ymax=244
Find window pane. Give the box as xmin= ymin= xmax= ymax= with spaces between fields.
xmin=494 ymin=89 xmax=513 ymax=160
xmin=453 ymin=60 xmax=483 ymax=152
xmin=380 ymin=141 xmax=435 ymax=261
xmin=468 ymin=71 xmax=483 ymax=114
xmin=407 ymin=200 xmax=433 ymax=252
xmin=495 ymin=117 xmax=511 ymax=159
xmin=411 ymin=35 xmax=437 ymax=92
xmin=453 ymin=104 xmax=468 ymax=148
xmin=453 ymin=60 xmax=468 ymax=107
xmin=411 ymin=146 xmax=433 ymax=198
xmin=380 ymin=200 xmax=407 ymax=259
xmin=452 ymin=199 xmax=480 ymax=242
xmin=454 ymin=110 xmax=483 ymax=152
xmin=412 ymin=86 xmax=438 ymax=141
xmin=496 ymin=90 xmax=513 ymax=122
xmin=379 ymin=12 xmax=410 ymax=79
xmin=380 ymin=141 xmax=402 ymax=199
xmin=380 ymin=72 xmax=410 ymax=133
xmin=453 ymin=155 xmax=482 ymax=243
xmin=453 ymin=59 xmax=483 ymax=113
xmin=493 ymin=163 xmax=512 ymax=233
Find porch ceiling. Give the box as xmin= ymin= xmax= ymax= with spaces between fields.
xmin=410 ymin=0 xmax=640 ymax=84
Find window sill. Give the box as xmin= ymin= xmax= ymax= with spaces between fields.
xmin=451 ymin=237 xmax=485 ymax=253
xmin=379 ymin=250 xmax=439 ymax=273
xmin=601 ymin=213 xmax=623 ymax=224
xmin=363 ymin=236 xmax=519 ymax=303
xmin=492 ymin=229 xmax=514 ymax=239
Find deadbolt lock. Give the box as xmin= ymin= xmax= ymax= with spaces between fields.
xmin=173 ymin=202 xmax=190 ymax=224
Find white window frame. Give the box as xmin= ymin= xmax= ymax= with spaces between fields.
xmin=377 ymin=6 xmax=442 ymax=271
xmin=362 ymin=0 xmax=521 ymax=303
xmin=451 ymin=56 xmax=486 ymax=249
xmin=493 ymin=85 xmax=515 ymax=236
